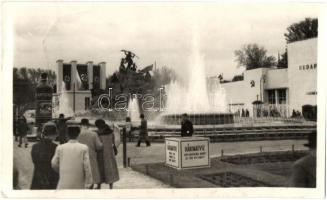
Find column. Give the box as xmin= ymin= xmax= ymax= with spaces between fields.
xmin=56 ymin=59 xmax=63 ymax=93
xmin=71 ymin=60 xmax=77 ymax=91
xmin=99 ymin=62 xmax=106 ymax=90
xmin=87 ymin=61 xmax=93 ymax=90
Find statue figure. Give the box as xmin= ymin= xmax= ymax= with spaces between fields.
xmin=121 ymin=50 xmax=138 ymax=70
xmin=119 ymin=58 xmax=126 ymax=73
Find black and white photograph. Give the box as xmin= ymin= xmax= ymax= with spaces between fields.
xmin=1 ymin=1 xmax=326 ymax=199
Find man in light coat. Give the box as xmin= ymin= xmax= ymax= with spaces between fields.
xmin=51 ymin=126 xmax=93 ymax=189
xmin=77 ymin=118 xmax=103 ymax=189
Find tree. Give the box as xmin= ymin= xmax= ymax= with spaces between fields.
xmin=277 ymin=49 xmax=288 ymax=68
xmin=13 ymin=67 xmax=56 ymax=113
xmin=234 ymin=44 xmax=276 ymax=70
xmin=284 ymin=18 xmax=318 ymax=43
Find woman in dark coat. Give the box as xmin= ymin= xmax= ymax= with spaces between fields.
xmin=31 ymin=121 xmax=59 ymax=189
xmin=17 ymin=115 xmax=29 ymax=148
xmin=95 ymin=119 xmax=119 ymax=189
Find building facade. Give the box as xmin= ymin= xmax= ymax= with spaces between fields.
xmin=53 ymin=60 xmax=107 ymax=115
xmin=216 ymin=38 xmax=317 ymax=118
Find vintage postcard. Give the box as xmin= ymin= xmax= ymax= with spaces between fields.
xmin=0 ymin=1 xmax=326 ymax=199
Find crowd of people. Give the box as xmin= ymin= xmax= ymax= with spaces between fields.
xmin=14 ymin=114 xmax=120 ymax=190
xmin=13 ymin=111 xmax=316 ymax=189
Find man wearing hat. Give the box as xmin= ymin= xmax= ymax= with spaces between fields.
xmin=56 ymin=113 xmax=72 ymax=144
xmin=289 ymin=130 xmax=317 ymax=187
xmin=51 ymin=126 xmax=93 ymax=189
xmin=181 ymin=113 xmax=193 ymax=137
xmin=31 ymin=121 xmax=59 ymax=189
xmin=77 ymin=118 xmax=103 ymax=189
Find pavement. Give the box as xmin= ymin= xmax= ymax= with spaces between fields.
xmin=13 ymin=139 xmax=307 ymax=189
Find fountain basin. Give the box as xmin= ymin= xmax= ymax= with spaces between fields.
xmin=161 ymin=113 xmax=234 ymax=125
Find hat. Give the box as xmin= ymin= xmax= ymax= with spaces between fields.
xmin=95 ymin=119 xmax=105 ymax=127
xmin=59 ymin=114 xmax=65 ymax=119
xmin=81 ymin=118 xmax=89 ymax=126
xmin=304 ymin=131 xmax=317 ymax=149
xmin=67 ymin=126 xmax=80 ymax=139
xmin=42 ymin=121 xmax=57 ymax=136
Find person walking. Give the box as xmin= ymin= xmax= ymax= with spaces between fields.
xmin=77 ymin=118 xmax=103 ymax=189
xmin=51 ymin=126 xmax=93 ymax=189
xmin=289 ymin=131 xmax=317 ymax=188
xmin=125 ymin=117 xmax=133 ymax=142
xmin=181 ymin=113 xmax=193 ymax=137
xmin=31 ymin=121 xmax=59 ymax=189
xmin=56 ymin=113 xmax=71 ymax=144
xmin=16 ymin=115 xmax=29 ymax=148
xmin=95 ymin=119 xmax=119 ymax=189
xmin=136 ymin=114 xmax=150 ymax=147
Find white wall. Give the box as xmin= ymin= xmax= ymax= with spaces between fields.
xmin=266 ymin=68 xmax=288 ymax=89
xmin=220 ymin=68 xmax=267 ymax=116
xmin=288 ymin=38 xmax=317 ymax=112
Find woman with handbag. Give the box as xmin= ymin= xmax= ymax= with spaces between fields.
xmin=95 ymin=119 xmax=119 ymax=189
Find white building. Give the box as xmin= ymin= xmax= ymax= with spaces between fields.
xmin=53 ymin=60 xmax=107 ymax=115
xmin=215 ymin=38 xmax=317 ymax=118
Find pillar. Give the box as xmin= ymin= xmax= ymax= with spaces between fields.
xmin=99 ymin=62 xmax=106 ymax=90
xmin=71 ymin=60 xmax=77 ymax=91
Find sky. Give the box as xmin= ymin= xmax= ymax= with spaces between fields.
xmin=8 ymin=2 xmax=319 ymax=82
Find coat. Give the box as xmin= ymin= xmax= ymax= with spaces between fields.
xmin=56 ymin=120 xmax=68 ymax=143
xmin=77 ymin=128 xmax=103 ymax=183
xmin=181 ymin=119 xmax=193 ymax=137
xmin=51 ymin=140 xmax=93 ymax=189
xmin=97 ymin=126 xmax=119 ymax=184
xmin=31 ymin=139 xmax=59 ymax=189
xmin=139 ymin=119 xmax=148 ymax=138
xmin=17 ymin=116 xmax=29 ymax=137
xmin=289 ymin=152 xmax=316 ymax=187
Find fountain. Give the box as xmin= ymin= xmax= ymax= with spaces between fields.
xmin=161 ymin=32 xmax=234 ymax=125
xmin=127 ymin=95 xmax=140 ymax=126
xmin=55 ymin=81 xmax=74 ymax=117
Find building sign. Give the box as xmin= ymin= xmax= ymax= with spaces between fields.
xmin=299 ymin=63 xmax=317 ymax=70
xmin=165 ymin=140 xmax=179 ymax=168
xmin=250 ymin=80 xmax=255 ymax=87
xmin=181 ymin=140 xmax=209 ymax=168
xmin=165 ymin=137 xmax=210 ymax=170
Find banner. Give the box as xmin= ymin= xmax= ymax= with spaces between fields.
xmin=63 ymin=64 xmax=71 ymax=90
xmin=77 ymin=64 xmax=88 ymax=90
xmin=93 ymin=65 xmax=101 ymax=89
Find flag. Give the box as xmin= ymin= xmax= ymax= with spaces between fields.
xmin=93 ymin=65 xmax=101 ymax=89
xmin=139 ymin=64 xmax=153 ymax=73
xmin=63 ymin=64 xmax=71 ymax=90
xmin=76 ymin=64 xmax=88 ymax=90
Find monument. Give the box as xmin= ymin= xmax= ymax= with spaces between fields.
xmin=165 ymin=137 xmax=210 ymax=170
xmin=35 ymin=73 xmax=53 ymax=130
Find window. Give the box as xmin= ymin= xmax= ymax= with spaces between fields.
xmin=268 ymin=90 xmax=276 ymax=104
xmin=278 ymin=89 xmax=287 ymax=104
xmin=85 ymin=97 xmax=90 ymax=110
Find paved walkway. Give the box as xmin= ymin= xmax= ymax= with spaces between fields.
xmin=14 ymin=139 xmax=306 ymax=189
xmin=13 ymin=140 xmax=170 ymax=189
